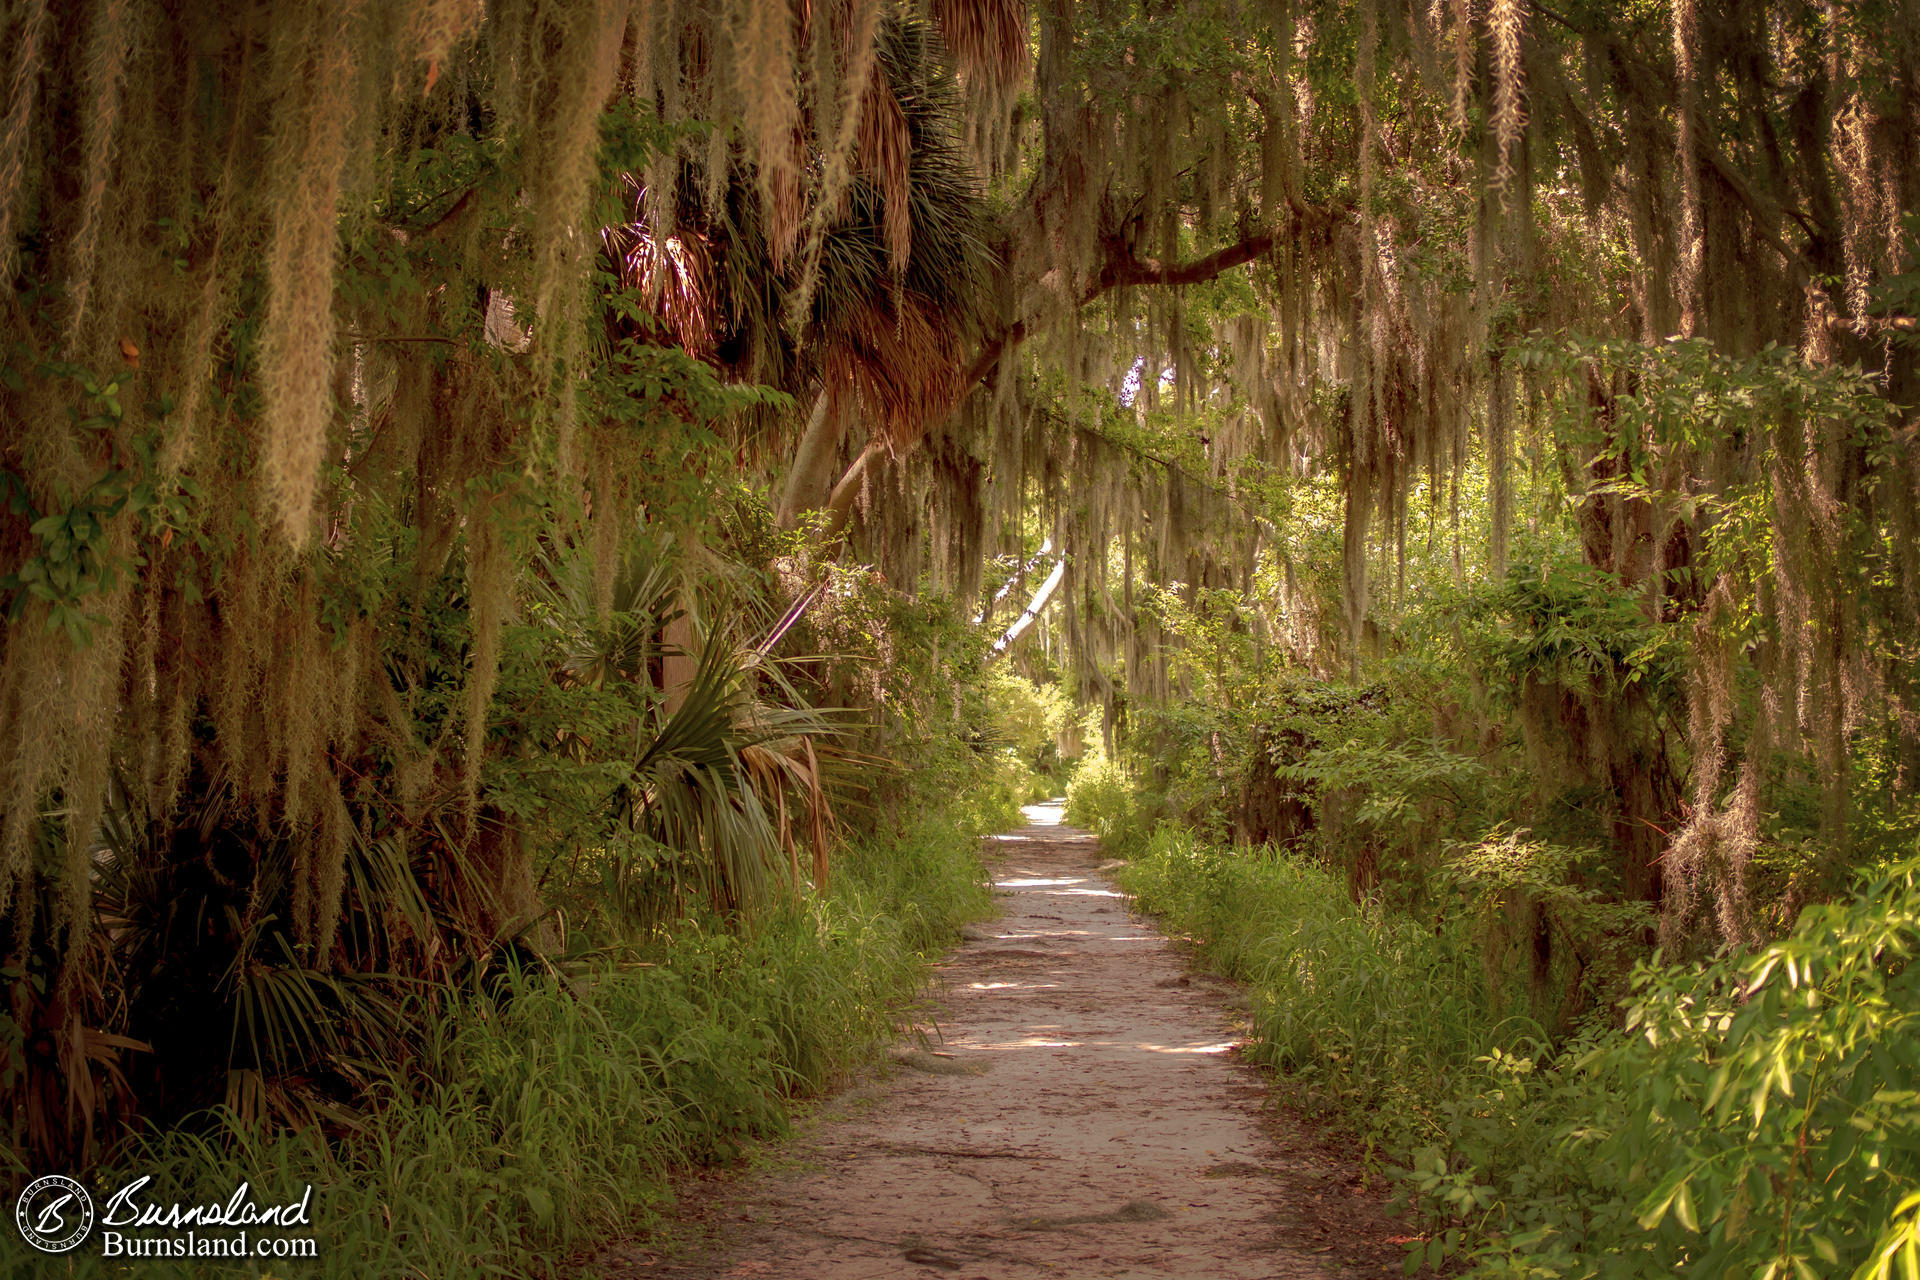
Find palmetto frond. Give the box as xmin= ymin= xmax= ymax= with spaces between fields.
xmin=531 ymin=537 xmax=683 ymax=690
xmin=931 ymin=0 xmax=1030 ymax=94
xmin=625 ymin=622 xmax=848 ymax=911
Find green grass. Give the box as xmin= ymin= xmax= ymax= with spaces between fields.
xmin=9 ymin=813 xmax=990 ymax=1280
xmin=1119 ymin=826 xmax=1920 ymax=1279
xmin=1118 ymin=827 xmax=1512 ymax=1151
xmin=1064 ymin=755 xmax=1153 ymax=855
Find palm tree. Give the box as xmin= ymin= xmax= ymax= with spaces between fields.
xmin=606 ymin=5 xmax=1002 ymax=533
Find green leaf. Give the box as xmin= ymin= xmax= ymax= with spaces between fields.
xmin=1635 ymin=1165 xmax=1692 ymax=1231
xmin=1672 ymin=1181 xmax=1698 ymax=1233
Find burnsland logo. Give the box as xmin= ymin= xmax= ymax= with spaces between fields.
xmin=15 ymin=1175 xmax=94 ymax=1253
xmin=14 ymin=1175 xmax=319 ymax=1260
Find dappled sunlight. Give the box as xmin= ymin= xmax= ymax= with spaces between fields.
xmin=1118 ymin=1040 xmax=1240 ymax=1056
xmin=975 ymin=1036 xmax=1082 ymax=1051
xmin=931 ymin=828 xmax=1257 ymax=1144
xmin=1020 ymin=800 xmax=1069 ymax=825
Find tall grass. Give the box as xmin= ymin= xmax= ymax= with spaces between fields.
xmin=9 ymin=814 xmax=989 ymax=1280
xmin=1121 ymin=827 xmax=1920 ymax=1278
xmin=1119 ymin=828 xmax=1517 ymax=1154
xmin=1064 ymin=754 xmax=1153 ymax=855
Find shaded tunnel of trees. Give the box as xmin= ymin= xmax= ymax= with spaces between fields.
xmin=0 ymin=0 xmax=1917 ymax=1273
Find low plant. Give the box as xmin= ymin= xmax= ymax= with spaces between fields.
xmin=13 ymin=812 xmax=989 ymax=1279
xmin=1118 ymin=828 xmax=1920 ymax=1279
xmin=1065 ymin=753 xmax=1153 ymax=855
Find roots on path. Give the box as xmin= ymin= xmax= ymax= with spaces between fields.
xmin=606 ymin=804 xmax=1415 ymax=1278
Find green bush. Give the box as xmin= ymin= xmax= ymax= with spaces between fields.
xmin=1064 ymin=754 xmax=1153 ymax=855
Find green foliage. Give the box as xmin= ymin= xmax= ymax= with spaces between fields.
xmin=0 ymin=362 xmax=202 ymax=645
xmin=1447 ymin=557 xmax=1685 ymax=708
xmin=12 ymin=811 xmax=989 ymax=1280
xmin=1119 ymin=827 xmax=1503 ymax=1142
xmin=980 ymin=670 xmax=1071 ymax=802
xmin=1553 ymin=859 xmax=1920 ymax=1279
xmin=1065 ymin=752 xmax=1153 ymax=856
xmin=1120 ymin=826 xmax=1920 ymax=1279
xmin=986 ymin=671 xmax=1070 ymax=765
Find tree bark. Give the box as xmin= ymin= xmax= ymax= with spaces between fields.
xmin=776 ymin=388 xmax=848 ymax=529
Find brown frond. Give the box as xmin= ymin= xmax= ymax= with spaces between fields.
xmin=856 ymin=64 xmax=913 ymax=273
xmin=617 ymin=213 xmax=723 ymax=358
xmin=931 ymin=0 xmax=1028 ymax=94
xmin=827 ymin=295 xmax=964 ymax=450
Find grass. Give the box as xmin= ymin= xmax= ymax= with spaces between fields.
xmin=1117 ymin=826 xmax=1513 ymax=1156
xmin=1118 ymin=824 xmax=1920 ymax=1278
xmin=10 ymin=812 xmax=991 ymax=1280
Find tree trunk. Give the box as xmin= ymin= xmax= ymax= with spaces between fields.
xmin=776 ymin=389 xmax=849 ymax=529
xmin=823 ymin=442 xmax=885 ymax=542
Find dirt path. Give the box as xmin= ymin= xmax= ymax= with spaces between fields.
xmin=609 ymin=804 xmax=1413 ymax=1278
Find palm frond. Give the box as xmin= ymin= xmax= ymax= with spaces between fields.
xmin=931 ymin=0 xmax=1030 ymax=94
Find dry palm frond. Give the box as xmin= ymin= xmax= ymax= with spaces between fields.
xmin=825 ymin=295 xmax=964 ymax=449
xmin=857 ymin=63 xmax=914 ymax=273
xmin=931 ymin=0 xmax=1028 ymax=94
xmin=613 ymin=198 xmax=724 ymax=358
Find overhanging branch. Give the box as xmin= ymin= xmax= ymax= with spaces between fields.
xmin=960 ymin=219 xmax=1311 ymax=398
xmin=988 ymin=554 xmax=1067 ymax=661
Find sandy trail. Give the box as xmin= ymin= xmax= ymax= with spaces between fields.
xmin=614 ymin=803 xmax=1409 ymax=1278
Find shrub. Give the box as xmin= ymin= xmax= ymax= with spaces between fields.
xmin=1065 ymin=754 xmax=1153 ymax=855
xmin=1119 ymin=828 xmax=1920 ymax=1279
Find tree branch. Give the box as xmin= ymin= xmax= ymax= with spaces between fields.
xmin=1092 ymin=229 xmax=1280 ymax=293
xmin=960 ymin=221 xmax=1299 ymax=397
xmin=988 ymin=554 xmax=1067 ymax=660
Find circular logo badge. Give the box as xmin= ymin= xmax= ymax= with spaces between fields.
xmin=15 ymin=1175 xmax=94 ymax=1254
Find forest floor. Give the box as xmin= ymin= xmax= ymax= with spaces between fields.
xmin=597 ymin=802 xmax=1416 ymax=1279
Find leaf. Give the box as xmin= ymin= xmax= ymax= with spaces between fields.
xmin=1672 ymin=1181 xmax=1698 ymax=1233
xmin=1635 ymin=1164 xmax=1693 ymax=1231
xmin=1705 ymin=1062 xmax=1732 ymax=1113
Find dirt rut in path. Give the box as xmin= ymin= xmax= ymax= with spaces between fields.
xmin=616 ymin=804 xmax=1411 ymax=1278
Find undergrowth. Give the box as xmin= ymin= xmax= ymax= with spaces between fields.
xmin=4 ymin=812 xmax=990 ymax=1280
xmin=1064 ymin=754 xmax=1153 ymax=855
xmin=1119 ymin=827 xmax=1920 ymax=1279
